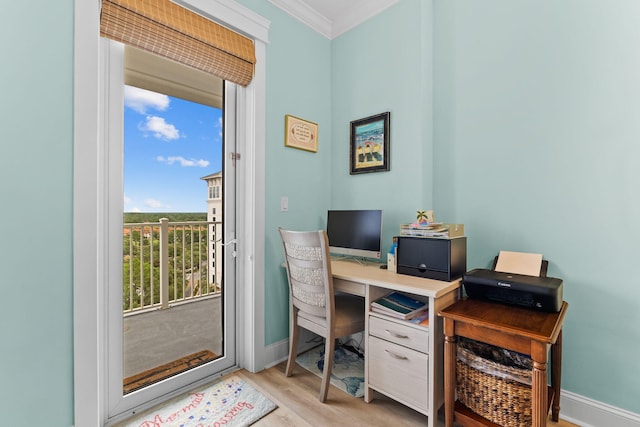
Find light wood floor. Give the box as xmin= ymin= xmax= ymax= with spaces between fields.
xmin=233 ymin=362 xmax=580 ymax=427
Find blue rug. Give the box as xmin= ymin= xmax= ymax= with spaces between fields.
xmin=296 ymin=344 xmax=365 ymax=398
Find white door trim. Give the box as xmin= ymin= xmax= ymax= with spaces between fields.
xmin=73 ymin=1 xmax=269 ymax=425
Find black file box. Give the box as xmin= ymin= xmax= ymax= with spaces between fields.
xmin=396 ymin=236 xmax=466 ymax=281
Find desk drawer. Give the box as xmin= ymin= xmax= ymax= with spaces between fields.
xmin=333 ymin=278 xmax=365 ymax=297
xmin=368 ymin=336 xmax=429 ymax=411
xmin=369 ymin=315 xmax=428 ymax=353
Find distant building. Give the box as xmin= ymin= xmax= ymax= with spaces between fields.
xmin=201 ymin=171 xmax=223 ymax=290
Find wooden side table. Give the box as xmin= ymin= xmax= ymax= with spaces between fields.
xmin=439 ymin=299 xmax=568 ymax=427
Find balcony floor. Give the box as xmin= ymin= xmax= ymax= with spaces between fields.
xmin=123 ymin=296 xmax=222 ymax=378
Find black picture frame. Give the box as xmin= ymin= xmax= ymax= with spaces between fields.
xmin=349 ymin=112 xmax=390 ymax=175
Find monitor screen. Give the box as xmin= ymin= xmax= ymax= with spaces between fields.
xmin=326 ymin=209 xmax=383 ymax=259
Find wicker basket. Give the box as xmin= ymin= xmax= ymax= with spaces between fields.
xmin=456 ymin=339 xmax=533 ymax=427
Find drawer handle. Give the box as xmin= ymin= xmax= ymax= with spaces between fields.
xmin=384 ymin=329 xmax=409 ymax=339
xmin=385 ymin=350 xmax=408 ymax=360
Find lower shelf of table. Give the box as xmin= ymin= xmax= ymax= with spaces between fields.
xmin=453 ymin=385 xmax=556 ymax=427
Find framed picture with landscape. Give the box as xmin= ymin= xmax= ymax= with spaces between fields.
xmin=349 ymin=112 xmax=390 ymax=174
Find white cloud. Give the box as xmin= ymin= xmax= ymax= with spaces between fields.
xmin=124 ymin=194 xmax=139 ymax=212
xmin=124 ymin=86 xmax=169 ymax=114
xmin=142 ymin=116 xmax=180 ymax=141
xmin=144 ymin=198 xmax=166 ymax=209
xmin=156 ymin=155 xmax=210 ymax=168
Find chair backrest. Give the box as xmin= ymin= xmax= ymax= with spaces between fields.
xmin=279 ymin=228 xmax=334 ymax=320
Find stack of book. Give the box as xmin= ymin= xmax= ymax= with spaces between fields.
xmin=371 ymin=291 xmax=429 ymax=321
xmin=399 ymin=223 xmax=464 ymax=238
xmin=407 ymin=310 xmax=430 ymax=327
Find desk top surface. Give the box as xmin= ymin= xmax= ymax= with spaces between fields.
xmin=330 ymin=258 xmax=460 ymax=298
xmin=439 ymin=298 xmax=568 ymax=343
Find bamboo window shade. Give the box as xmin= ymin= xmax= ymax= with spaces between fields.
xmin=100 ymin=0 xmax=256 ymax=86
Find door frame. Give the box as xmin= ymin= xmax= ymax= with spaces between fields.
xmin=73 ymin=1 xmax=269 ymax=425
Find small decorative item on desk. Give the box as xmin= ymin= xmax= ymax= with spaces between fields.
xmin=416 ymin=210 xmax=434 ymax=224
xmin=387 ymin=237 xmax=398 ymax=273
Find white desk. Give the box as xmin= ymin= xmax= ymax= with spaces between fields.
xmin=329 ymin=258 xmax=460 ymax=427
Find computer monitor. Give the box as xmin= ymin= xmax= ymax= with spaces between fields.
xmin=326 ymin=209 xmax=383 ymax=260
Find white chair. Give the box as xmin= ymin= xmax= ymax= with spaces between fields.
xmin=278 ymin=228 xmax=365 ymax=402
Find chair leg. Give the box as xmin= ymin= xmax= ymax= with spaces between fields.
xmin=319 ymin=336 xmax=336 ymax=402
xmin=285 ymin=313 xmax=299 ymax=377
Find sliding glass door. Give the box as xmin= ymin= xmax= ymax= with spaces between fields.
xmin=104 ymin=40 xmax=238 ymax=422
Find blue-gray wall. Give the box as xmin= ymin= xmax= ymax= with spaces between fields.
xmin=0 ymin=0 xmax=75 ymax=425
xmin=330 ymin=0 xmax=434 ymax=247
xmin=432 ymin=0 xmax=640 ymax=412
xmin=266 ymin=0 xmax=640 ymax=416
xmin=2 ymin=1 xmax=639 ymax=425
xmin=238 ymin=0 xmax=334 ymax=347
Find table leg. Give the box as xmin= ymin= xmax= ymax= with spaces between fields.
xmin=443 ymin=319 xmax=456 ymax=427
xmin=551 ymin=330 xmax=563 ymax=422
xmin=531 ymin=341 xmax=549 ymax=427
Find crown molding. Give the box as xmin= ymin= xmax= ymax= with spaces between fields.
xmin=331 ymin=0 xmax=400 ymax=39
xmin=268 ymin=0 xmax=332 ymax=39
xmin=268 ymin=0 xmax=399 ymax=40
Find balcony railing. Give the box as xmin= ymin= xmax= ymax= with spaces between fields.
xmin=123 ymin=218 xmax=222 ymax=314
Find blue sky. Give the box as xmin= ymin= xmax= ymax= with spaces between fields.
xmin=124 ymin=86 xmax=222 ymax=212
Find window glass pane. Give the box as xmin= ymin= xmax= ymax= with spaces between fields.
xmin=122 ymin=84 xmax=224 ymax=394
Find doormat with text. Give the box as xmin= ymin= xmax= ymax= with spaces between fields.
xmin=115 ymin=375 xmax=277 ymax=427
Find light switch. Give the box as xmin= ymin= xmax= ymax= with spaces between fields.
xmin=281 ymin=196 xmax=288 ymax=212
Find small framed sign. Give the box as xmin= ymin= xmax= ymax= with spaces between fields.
xmin=350 ymin=112 xmax=390 ymax=174
xmin=285 ymin=115 xmax=318 ymax=152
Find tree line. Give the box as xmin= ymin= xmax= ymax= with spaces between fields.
xmin=124 ymin=212 xmax=207 ymax=223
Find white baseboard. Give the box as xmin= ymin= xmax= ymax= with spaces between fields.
xmin=263 ymin=331 xmax=321 ymax=369
xmin=560 ymin=390 xmax=640 ymax=427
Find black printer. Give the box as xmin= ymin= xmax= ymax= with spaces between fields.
xmin=463 ymin=267 xmax=563 ymax=313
